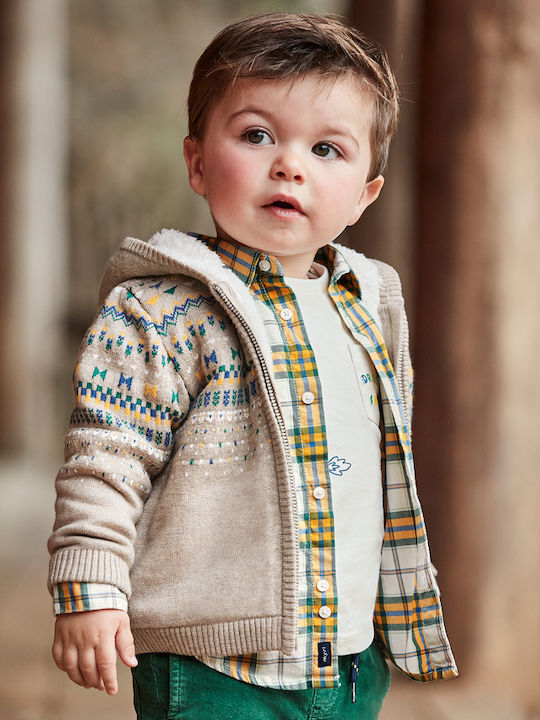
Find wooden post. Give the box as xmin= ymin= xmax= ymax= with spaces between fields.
xmin=4 ymin=0 xmax=68 ymax=460
xmin=347 ymin=0 xmax=423 ymax=303
xmin=414 ymin=0 xmax=540 ymax=708
xmin=0 ymin=3 xmax=16 ymax=451
xmin=349 ymin=1 xmax=540 ymax=709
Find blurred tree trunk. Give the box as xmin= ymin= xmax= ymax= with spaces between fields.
xmin=347 ymin=0 xmax=423 ymax=304
xmin=1 ymin=0 xmax=68 ymax=461
xmin=415 ymin=1 xmax=540 ymax=709
xmin=414 ymin=0 xmax=497 ymax=677
xmin=349 ymin=0 xmax=540 ymax=712
xmin=0 ymin=2 xmax=16 ymax=451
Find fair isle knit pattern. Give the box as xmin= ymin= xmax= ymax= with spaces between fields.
xmin=64 ymin=274 xmax=261 ymax=482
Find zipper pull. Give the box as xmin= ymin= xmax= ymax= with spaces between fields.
xmin=350 ymin=653 xmax=360 ymax=703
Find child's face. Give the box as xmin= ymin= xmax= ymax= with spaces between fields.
xmin=184 ymin=73 xmax=384 ymax=277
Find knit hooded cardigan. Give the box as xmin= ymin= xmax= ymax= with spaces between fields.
xmin=48 ymin=230 xmax=456 ymax=681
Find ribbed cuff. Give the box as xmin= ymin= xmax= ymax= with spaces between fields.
xmin=48 ymin=548 xmax=131 ymax=597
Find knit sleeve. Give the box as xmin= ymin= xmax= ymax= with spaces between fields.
xmin=47 ymin=283 xmax=190 ymax=597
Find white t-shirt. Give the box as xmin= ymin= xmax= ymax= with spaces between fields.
xmin=287 ymin=265 xmax=384 ymax=653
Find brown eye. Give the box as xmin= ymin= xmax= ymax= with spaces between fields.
xmin=244 ymin=129 xmax=272 ymax=145
xmin=312 ymin=143 xmax=340 ymax=159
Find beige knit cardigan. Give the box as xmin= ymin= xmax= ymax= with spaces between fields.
xmin=48 ymin=230 xmax=413 ymax=661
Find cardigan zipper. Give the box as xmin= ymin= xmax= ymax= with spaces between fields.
xmin=395 ymin=309 xmax=409 ymax=429
xmin=396 ymin=333 xmax=405 ymax=406
xmin=212 ymin=284 xmax=299 ymax=554
xmin=383 ymin=296 xmax=407 ymax=428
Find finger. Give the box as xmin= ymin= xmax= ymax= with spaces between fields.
xmin=52 ymin=618 xmax=70 ymax=671
xmin=95 ymin=639 xmax=119 ymax=696
xmin=52 ymin=637 xmax=65 ymax=671
xmin=78 ymin=647 xmax=102 ymax=690
xmin=116 ymin=617 xmax=138 ymax=669
xmin=62 ymin=645 xmax=92 ymax=689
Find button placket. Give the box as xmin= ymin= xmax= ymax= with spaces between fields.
xmin=251 ymin=261 xmax=339 ymax=686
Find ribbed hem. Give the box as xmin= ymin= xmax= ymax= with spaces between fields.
xmin=133 ymin=616 xmax=284 ymax=657
xmin=48 ymin=548 xmax=131 ymax=597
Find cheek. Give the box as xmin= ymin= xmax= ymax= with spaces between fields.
xmin=313 ymin=171 xmax=366 ymax=229
xmin=317 ymin=177 xmax=355 ymax=213
xmin=204 ymin=149 xmax=254 ymax=204
xmin=334 ymin=168 xmax=369 ymax=209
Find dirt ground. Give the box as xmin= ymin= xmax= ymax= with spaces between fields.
xmin=0 ymin=460 xmax=532 ymax=720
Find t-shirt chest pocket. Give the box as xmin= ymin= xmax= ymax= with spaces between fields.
xmin=348 ymin=344 xmax=380 ymax=427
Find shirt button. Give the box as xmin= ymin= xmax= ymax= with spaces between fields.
xmin=316 ymin=579 xmax=330 ymax=593
xmin=301 ymin=391 xmax=315 ymax=405
xmin=258 ymin=258 xmax=271 ymax=272
xmin=318 ymin=605 xmax=332 ymax=619
xmin=313 ymin=486 xmax=326 ymax=500
xmin=280 ymin=308 xmax=293 ymax=321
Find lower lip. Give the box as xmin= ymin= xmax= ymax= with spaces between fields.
xmin=263 ymin=205 xmax=305 ymax=219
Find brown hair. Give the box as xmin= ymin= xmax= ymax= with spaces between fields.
xmin=187 ymin=12 xmax=399 ymax=179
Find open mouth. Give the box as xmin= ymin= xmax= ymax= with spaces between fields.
xmin=263 ymin=196 xmax=305 ymax=215
xmin=271 ymin=200 xmax=295 ymax=209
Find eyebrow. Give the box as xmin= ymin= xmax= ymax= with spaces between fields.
xmin=227 ymin=107 xmax=360 ymax=149
xmin=225 ymin=106 xmax=273 ymax=125
xmin=318 ymin=126 xmax=360 ymax=150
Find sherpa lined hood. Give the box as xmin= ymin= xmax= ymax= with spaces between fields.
xmin=99 ymin=230 xmax=262 ymax=312
xmin=98 ymin=229 xmax=383 ymax=356
xmin=99 ymin=229 xmax=380 ymax=321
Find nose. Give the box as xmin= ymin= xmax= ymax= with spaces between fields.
xmin=270 ymin=149 xmax=305 ymax=184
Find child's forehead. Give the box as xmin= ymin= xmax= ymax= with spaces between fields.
xmin=232 ymin=72 xmax=369 ymax=100
xmin=215 ymin=73 xmax=374 ymax=120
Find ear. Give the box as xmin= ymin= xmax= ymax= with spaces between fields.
xmin=347 ymin=175 xmax=384 ymax=226
xmin=183 ymin=136 xmax=206 ymax=197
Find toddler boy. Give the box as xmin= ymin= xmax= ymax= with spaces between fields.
xmin=49 ymin=12 xmax=457 ymax=719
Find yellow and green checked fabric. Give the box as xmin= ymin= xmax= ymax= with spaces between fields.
xmin=198 ymin=235 xmax=453 ymax=686
xmin=53 ymin=581 xmax=127 ymax=613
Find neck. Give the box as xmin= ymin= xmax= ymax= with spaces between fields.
xmin=273 ymin=252 xmax=318 ymax=279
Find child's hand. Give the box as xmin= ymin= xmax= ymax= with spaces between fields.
xmin=52 ymin=609 xmax=138 ymax=695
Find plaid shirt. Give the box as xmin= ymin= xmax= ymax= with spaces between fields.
xmin=55 ymin=233 xmax=455 ymax=687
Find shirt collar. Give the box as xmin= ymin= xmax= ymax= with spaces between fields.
xmin=192 ymin=233 xmax=264 ymax=285
xmin=316 ymin=244 xmax=362 ymax=299
xmin=191 ymin=232 xmax=360 ymax=297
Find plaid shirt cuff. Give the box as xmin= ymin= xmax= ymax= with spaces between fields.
xmin=53 ymin=582 xmax=128 ymax=614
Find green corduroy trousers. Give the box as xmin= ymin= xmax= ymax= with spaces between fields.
xmin=131 ymin=642 xmax=390 ymax=720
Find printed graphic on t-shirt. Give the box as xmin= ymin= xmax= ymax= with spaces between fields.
xmin=328 ymin=456 xmax=351 ymax=476
xmin=359 ymin=372 xmax=379 ymax=419
xmin=348 ymin=345 xmax=380 ymax=427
